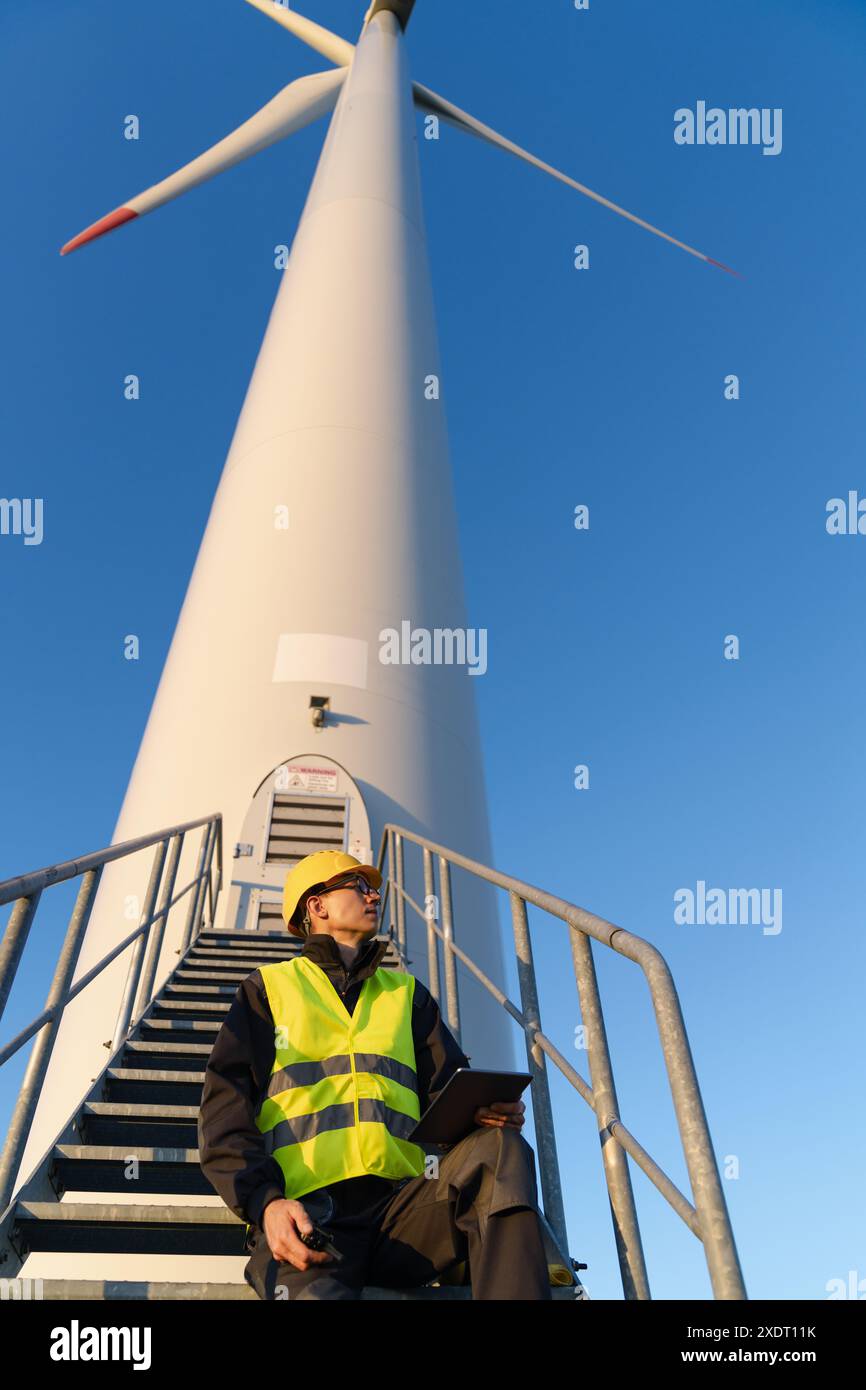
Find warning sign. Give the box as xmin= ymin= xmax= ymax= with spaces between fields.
xmin=282 ymin=765 xmax=338 ymax=793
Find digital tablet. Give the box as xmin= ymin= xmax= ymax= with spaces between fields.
xmin=409 ymin=1068 xmax=532 ymax=1145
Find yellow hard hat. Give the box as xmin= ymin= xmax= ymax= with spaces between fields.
xmin=282 ymin=851 xmax=382 ymax=937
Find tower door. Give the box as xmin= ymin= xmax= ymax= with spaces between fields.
xmin=224 ymin=755 xmax=375 ymax=932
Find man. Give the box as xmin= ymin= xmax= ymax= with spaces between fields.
xmin=198 ymin=850 xmax=553 ymax=1299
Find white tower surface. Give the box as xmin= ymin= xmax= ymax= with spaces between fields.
xmin=19 ymin=1 xmax=734 ymax=1213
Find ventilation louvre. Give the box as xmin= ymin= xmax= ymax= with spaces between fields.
xmin=265 ymin=792 xmax=348 ymax=864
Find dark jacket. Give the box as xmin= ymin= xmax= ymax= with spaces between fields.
xmin=197 ymin=932 xmax=470 ymax=1230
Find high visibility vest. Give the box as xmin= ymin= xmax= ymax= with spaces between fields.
xmin=253 ymin=955 xmax=427 ymax=1205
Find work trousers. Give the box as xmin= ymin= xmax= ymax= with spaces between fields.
xmin=243 ymin=1123 xmax=554 ymax=1300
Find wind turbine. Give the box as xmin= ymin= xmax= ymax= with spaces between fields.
xmin=22 ymin=0 xmax=735 ymax=1182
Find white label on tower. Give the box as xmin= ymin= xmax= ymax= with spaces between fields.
xmin=272 ymin=633 xmax=369 ymax=688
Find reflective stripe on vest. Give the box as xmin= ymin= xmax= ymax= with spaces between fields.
xmin=254 ymin=955 xmax=427 ymax=1201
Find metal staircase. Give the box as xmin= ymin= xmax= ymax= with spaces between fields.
xmin=0 ymin=811 xmax=744 ymax=1300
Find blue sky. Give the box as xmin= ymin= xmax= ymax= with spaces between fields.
xmin=1 ymin=0 xmax=864 ymax=1300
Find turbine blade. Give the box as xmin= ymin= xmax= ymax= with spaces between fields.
xmin=413 ymin=81 xmax=740 ymax=276
xmin=244 ymin=0 xmax=355 ymax=66
xmin=61 ymin=68 xmax=346 ymax=255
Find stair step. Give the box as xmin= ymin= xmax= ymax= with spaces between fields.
xmin=191 ymin=941 xmax=290 ymax=953
xmin=197 ymin=930 xmax=289 ymax=942
xmin=34 ymin=1278 xmax=488 ymax=1300
xmin=164 ymin=984 xmax=238 ymax=996
xmin=13 ymin=1202 xmax=243 ymax=1256
xmin=179 ymin=955 xmax=263 ymax=966
xmin=187 ymin=948 xmax=290 ymax=962
xmin=180 ymin=958 xmax=281 ymax=974
xmin=108 ymin=1068 xmax=206 ymax=1084
xmin=39 ymin=1279 xmax=259 ymax=1300
xmin=120 ymin=1043 xmax=212 ymax=1072
xmin=14 ymin=1204 xmax=580 ymax=1294
xmin=50 ymin=1144 xmax=210 ymax=1195
xmin=174 ymin=969 xmax=251 ymax=981
xmin=184 ymin=944 xmax=398 ymax=968
xmin=103 ymin=1069 xmax=205 ymax=1105
xmin=186 ymin=945 xmax=291 ymax=956
xmin=55 ymin=1143 xmax=200 ymax=1161
xmin=184 ymin=958 xmax=289 ymax=972
xmin=195 ymin=934 xmax=287 ymax=945
xmin=172 ymin=972 xmax=260 ymax=986
xmin=34 ymin=1276 xmax=574 ymax=1300
xmin=172 ymin=966 xmax=401 ymax=987
xmin=136 ymin=1019 xmax=220 ymax=1034
xmin=151 ymin=999 xmax=231 ymax=1014
xmin=193 ymin=934 xmax=396 ymax=954
xmin=84 ymin=1102 xmax=199 ymax=1119
xmin=81 ymin=1101 xmax=199 ymax=1147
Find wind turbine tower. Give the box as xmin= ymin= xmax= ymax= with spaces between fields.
xmin=20 ymin=0 xmax=733 ymax=1180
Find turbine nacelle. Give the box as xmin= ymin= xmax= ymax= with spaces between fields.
xmin=60 ymin=1 xmax=738 ymax=277
xmin=364 ymin=0 xmax=417 ymax=29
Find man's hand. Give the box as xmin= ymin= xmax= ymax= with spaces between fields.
xmin=261 ymin=1198 xmax=335 ymax=1270
xmin=473 ymin=1099 xmax=525 ymax=1130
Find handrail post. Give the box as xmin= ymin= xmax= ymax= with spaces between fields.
xmin=422 ymin=848 xmax=440 ymax=1004
xmin=622 ymin=940 xmax=748 ymax=1300
xmin=191 ymin=819 xmax=217 ymax=943
xmin=0 ymin=866 xmax=102 ymax=1212
xmin=0 ymin=891 xmax=42 ymax=1029
xmin=194 ymin=819 xmax=219 ymax=939
xmin=394 ymin=832 xmax=406 ymax=956
xmin=211 ymin=815 xmax=223 ymax=908
xmin=387 ymin=828 xmax=398 ymax=945
xmin=179 ymin=823 xmax=212 ymax=955
xmin=205 ymin=816 xmax=221 ymax=930
xmin=110 ymin=838 xmax=169 ymax=1053
xmin=134 ymin=832 xmax=184 ymax=1020
xmin=570 ymin=927 xmax=651 ymax=1299
xmin=437 ymin=854 xmax=461 ymax=1043
xmin=508 ymin=891 xmax=568 ymax=1253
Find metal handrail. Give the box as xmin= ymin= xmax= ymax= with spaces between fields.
xmin=0 ymin=808 xmax=743 ymax=1297
xmin=0 ymin=812 xmax=222 ymax=1212
xmin=375 ymin=822 xmax=746 ymax=1302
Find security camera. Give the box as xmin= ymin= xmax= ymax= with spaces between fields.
xmin=309 ymin=694 xmax=330 ymax=728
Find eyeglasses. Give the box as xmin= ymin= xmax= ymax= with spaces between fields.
xmin=315 ymin=874 xmax=380 ymax=902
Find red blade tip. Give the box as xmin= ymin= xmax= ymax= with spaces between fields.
xmin=706 ymin=256 xmax=743 ymax=279
xmin=60 ymin=206 xmax=138 ymax=256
